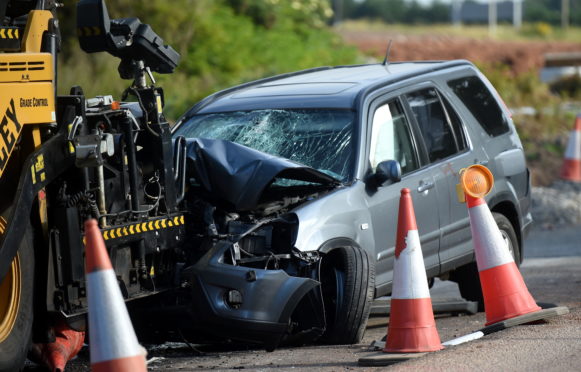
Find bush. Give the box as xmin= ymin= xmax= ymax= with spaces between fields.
xmin=57 ymin=0 xmax=359 ymax=121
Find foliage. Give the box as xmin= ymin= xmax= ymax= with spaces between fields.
xmin=56 ymin=0 xmax=359 ymax=120
xmin=520 ymin=22 xmax=554 ymax=38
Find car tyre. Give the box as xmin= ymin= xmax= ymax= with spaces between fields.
xmin=454 ymin=212 xmax=520 ymax=311
xmin=0 ymin=230 xmax=34 ymax=372
xmin=319 ymin=245 xmax=374 ymax=344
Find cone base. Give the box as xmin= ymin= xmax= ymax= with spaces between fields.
xmin=560 ymin=159 xmax=581 ymax=182
xmin=92 ymin=354 xmax=147 ymax=372
xmin=480 ymin=262 xmax=541 ymax=326
xmin=384 ymin=298 xmax=443 ymax=353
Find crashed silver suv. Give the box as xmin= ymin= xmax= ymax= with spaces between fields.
xmin=172 ymin=60 xmax=532 ymax=348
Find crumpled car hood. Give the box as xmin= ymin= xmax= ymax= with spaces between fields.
xmin=185 ymin=138 xmax=339 ymax=211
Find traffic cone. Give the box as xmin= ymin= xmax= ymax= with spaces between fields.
xmin=29 ymin=321 xmax=85 ymax=372
xmin=384 ymin=188 xmax=443 ymax=353
xmin=560 ymin=114 xmax=581 ymax=182
xmin=84 ymin=219 xmax=147 ymax=372
xmin=461 ymin=166 xmax=541 ymax=326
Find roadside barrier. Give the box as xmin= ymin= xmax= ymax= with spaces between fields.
xmin=560 ymin=114 xmax=581 ymax=182
xmin=384 ymin=188 xmax=443 ymax=352
xmin=460 ymin=165 xmax=541 ymax=325
xmin=84 ymin=219 xmax=147 ymax=372
xmin=29 ymin=321 xmax=85 ymax=372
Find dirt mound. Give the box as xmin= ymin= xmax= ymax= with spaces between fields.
xmin=341 ymin=31 xmax=581 ymax=75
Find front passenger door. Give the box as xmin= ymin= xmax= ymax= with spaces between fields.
xmin=366 ymin=98 xmax=441 ymax=293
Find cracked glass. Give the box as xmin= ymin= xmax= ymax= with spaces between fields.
xmin=175 ymin=109 xmax=356 ymax=182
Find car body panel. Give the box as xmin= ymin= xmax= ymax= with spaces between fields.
xmin=184 ymin=138 xmax=339 ymax=211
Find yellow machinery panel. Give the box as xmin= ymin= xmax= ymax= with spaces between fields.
xmin=0 ymin=53 xmax=53 ymax=83
xmin=22 ymin=10 xmax=53 ymax=53
xmin=0 ymin=82 xmax=55 ymax=176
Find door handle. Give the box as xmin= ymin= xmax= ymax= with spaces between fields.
xmin=417 ymin=180 xmax=434 ymax=193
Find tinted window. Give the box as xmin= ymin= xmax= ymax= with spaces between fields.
xmin=369 ymin=100 xmax=418 ymax=175
xmin=405 ymin=88 xmax=459 ymax=163
xmin=448 ymin=76 xmax=509 ymax=137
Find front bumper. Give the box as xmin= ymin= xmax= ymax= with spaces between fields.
xmin=186 ymin=241 xmax=320 ymax=349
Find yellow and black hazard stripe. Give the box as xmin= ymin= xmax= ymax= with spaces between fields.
xmin=82 ymin=215 xmax=185 ymax=246
xmin=77 ymin=26 xmax=103 ymax=38
xmin=0 ymin=27 xmax=21 ymax=51
xmin=101 ymin=215 xmax=185 ymax=242
xmin=0 ymin=216 xmax=7 ymax=235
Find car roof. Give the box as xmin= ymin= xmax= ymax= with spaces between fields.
xmin=183 ymin=60 xmax=474 ymax=117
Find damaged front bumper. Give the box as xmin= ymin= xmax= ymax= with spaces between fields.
xmin=184 ymin=241 xmax=321 ymax=350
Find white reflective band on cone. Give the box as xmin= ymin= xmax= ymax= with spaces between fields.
xmin=391 ymin=230 xmax=430 ymax=299
xmin=469 ymin=204 xmax=514 ymax=272
xmin=87 ymin=269 xmax=144 ymax=363
xmin=564 ymin=131 xmax=581 ymax=159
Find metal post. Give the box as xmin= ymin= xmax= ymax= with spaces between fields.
xmin=562 ymin=0 xmax=570 ymax=29
xmin=452 ymin=0 xmax=463 ymax=27
xmin=513 ymin=0 xmax=522 ymax=30
xmin=489 ymin=0 xmax=497 ymax=36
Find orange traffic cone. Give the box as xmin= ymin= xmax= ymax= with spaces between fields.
xmin=84 ymin=219 xmax=147 ymax=372
xmin=29 ymin=321 xmax=85 ymax=372
xmin=461 ymin=166 xmax=541 ymax=326
xmin=560 ymin=114 xmax=581 ymax=182
xmin=384 ymin=188 xmax=443 ymax=353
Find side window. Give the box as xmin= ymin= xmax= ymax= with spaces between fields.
xmin=442 ymin=96 xmax=467 ymax=152
xmin=405 ymin=88 xmax=460 ymax=163
xmin=447 ymin=75 xmax=510 ymax=137
xmin=370 ymin=99 xmax=419 ymax=175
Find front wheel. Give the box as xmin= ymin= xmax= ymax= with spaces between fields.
xmin=454 ymin=212 xmax=520 ymax=310
xmin=319 ymin=245 xmax=374 ymax=344
xmin=0 ymin=230 xmax=34 ymax=372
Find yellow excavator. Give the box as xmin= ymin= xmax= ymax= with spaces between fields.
xmin=0 ymin=0 xmax=182 ymax=370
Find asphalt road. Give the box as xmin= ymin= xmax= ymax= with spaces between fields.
xmin=27 ymin=225 xmax=581 ymax=371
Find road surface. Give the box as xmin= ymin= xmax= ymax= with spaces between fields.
xmin=26 ymin=226 xmax=581 ymax=371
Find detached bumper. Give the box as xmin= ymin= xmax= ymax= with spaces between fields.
xmin=187 ymin=241 xmax=319 ymax=349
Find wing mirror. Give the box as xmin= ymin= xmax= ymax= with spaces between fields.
xmin=374 ymin=160 xmax=401 ymax=186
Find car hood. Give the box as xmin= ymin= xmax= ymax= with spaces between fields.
xmin=184 ymin=138 xmax=340 ymax=211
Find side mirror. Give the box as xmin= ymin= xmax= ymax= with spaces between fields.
xmin=374 ymin=160 xmax=401 ymax=186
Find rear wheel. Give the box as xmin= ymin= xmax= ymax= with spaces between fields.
xmin=454 ymin=212 xmax=519 ymax=310
xmin=319 ymin=245 xmax=374 ymax=344
xmin=0 ymin=231 xmax=34 ymax=372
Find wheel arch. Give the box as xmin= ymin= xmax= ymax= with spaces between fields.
xmin=317 ymin=237 xmax=363 ymax=255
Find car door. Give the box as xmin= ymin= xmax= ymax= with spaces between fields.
xmin=364 ymin=97 xmax=441 ymax=294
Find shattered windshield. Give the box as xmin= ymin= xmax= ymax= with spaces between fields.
xmin=175 ymin=109 xmax=355 ymax=182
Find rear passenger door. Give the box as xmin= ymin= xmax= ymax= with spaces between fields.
xmin=403 ymin=86 xmax=474 ymax=270
xmin=366 ymin=97 xmax=441 ymax=292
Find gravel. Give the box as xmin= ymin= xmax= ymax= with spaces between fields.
xmin=532 ymin=180 xmax=581 ymax=228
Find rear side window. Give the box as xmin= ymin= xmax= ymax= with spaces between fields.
xmin=447 ymin=76 xmax=509 ymax=137
xmin=405 ymin=88 xmax=463 ymax=163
